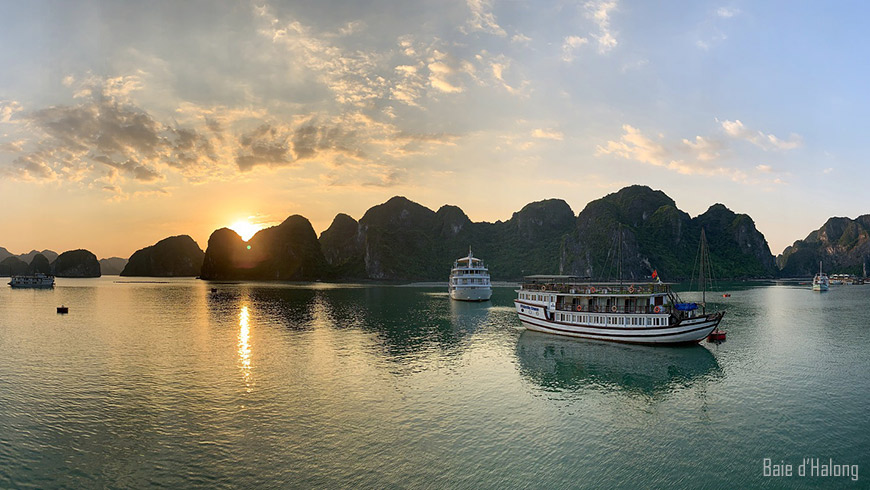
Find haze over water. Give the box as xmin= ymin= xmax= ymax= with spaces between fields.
xmin=0 ymin=278 xmax=867 ymax=488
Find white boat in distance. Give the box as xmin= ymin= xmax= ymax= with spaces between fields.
xmin=8 ymin=273 xmax=55 ymax=288
xmin=514 ymin=276 xmax=723 ymax=345
xmin=449 ymin=248 xmax=492 ymax=301
xmin=813 ymin=262 xmax=829 ymax=291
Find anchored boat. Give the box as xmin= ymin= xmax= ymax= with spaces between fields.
xmin=8 ymin=273 xmax=55 ymax=288
xmin=449 ymin=248 xmax=492 ymax=301
xmin=514 ymin=276 xmax=723 ymax=344
xmin=812 ymin=261 xmax=829 ymax=292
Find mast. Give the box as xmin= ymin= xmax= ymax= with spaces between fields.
xmin=698 ymin=228 xmax=708 ymax=315
xmin=617 ymin=225 xmax=623 ymax=285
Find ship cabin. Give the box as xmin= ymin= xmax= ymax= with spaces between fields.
xmin=453 ymin=255 xmax=486 ymax=271
xmin=517 ymin=275 xmax=691 ymax=328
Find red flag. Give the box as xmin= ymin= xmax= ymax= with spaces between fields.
xmin=651 ymin=269 xmax=658 ymax=279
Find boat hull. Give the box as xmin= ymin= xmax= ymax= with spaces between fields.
xmin=515 ymin=302 xmax=723 ymax=345
xmin=450 ymin=287 xmax=492 ymax=301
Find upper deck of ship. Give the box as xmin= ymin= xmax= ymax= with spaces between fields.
xmin=452 ymin=256 xmax=487 ymax=271
xmin=521 ymin=275 xmax=670 ymax=296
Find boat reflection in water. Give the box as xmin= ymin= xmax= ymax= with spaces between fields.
xmin=515 ymin=330 xmax=721 ymax=397
xmin=448 ymin=298 xmax=493 ymax=333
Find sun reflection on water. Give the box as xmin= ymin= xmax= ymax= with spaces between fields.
xmin=238 ymin=305 xmax=253 ymax=391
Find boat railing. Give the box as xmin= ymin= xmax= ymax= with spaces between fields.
xmin=453 ymin=261 xmax=486 ymax=269
xmin=524 ymin=283 xmax=669 ymax=295
xmin=554 ymin=304 xmax=669 ymax=315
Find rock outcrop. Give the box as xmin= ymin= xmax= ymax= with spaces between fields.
xmin=200 ymin=216 xmax=327 ymax=280
xmin=29 ymin=253 xmax=52 ymax=275
xmin=559 ymin=186 xmax=776 ymax=280
xmin=777 ymin=216 xmax=870 ymax=276
xmin=99 ymin=257 xmax=129 ymax=275
xmin=0 ymin=257 xmax=30 ymax=276
xmin=52 ymin=249 xmax=101 ymax=277
xmin=121 ymin=235 xmax=204 ymax=277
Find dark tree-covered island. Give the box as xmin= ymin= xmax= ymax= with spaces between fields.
xmin=198 ymin=185 xmax=783 ymax=282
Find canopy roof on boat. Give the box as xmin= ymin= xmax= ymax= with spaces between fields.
xmin=522 ymin=275 xmax=673 ymax=285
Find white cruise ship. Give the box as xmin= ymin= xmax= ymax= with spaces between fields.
xmin=449 ymin=248 xmax=492 ymax=301
xmin=515 ymin=276 xmax=723 ymax=344
xmin=8 ymin=273 xmax=55 ymax=288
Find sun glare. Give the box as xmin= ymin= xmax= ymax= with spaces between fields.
xmin=230 ymin=220 xmax=261 ymax=241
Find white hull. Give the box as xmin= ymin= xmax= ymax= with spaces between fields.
xmin=8 ymin=275 xmax=55 ymax=288
xmin=450 ymin=287 xmax=492 ymax=301
xmin=515 ymin=301 xmax=721 ymax=344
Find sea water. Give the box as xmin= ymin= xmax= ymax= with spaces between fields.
xmin=0 ymin=278 xmax=867 ymax=488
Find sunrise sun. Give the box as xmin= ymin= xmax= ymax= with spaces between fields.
xmin=229 ymin=219 xmax=262 ymax=241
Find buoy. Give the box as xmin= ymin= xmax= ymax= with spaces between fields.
xmin=57 ymin=305 xmax=69 ymax=314
xmin=707 ymin=329 xmax=726 ymax=342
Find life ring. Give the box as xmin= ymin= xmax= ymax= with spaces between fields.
xmin=541 ymin=285 xmax=546 ymax=291
xmin=576 ymin=305 xmax=583 ymax=312
xmin=654 ymin=305 xmax=662 ymax=313
xmin=590 ymin=286 xmax=596 ymax=293
xmin=628 ymin=285 xmax=635 ymax=293
xmin=611 ymin=305 xmax=618 ymax=313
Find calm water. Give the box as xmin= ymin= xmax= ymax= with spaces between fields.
xmin=0 ymin=278 xmax=868 ymax=488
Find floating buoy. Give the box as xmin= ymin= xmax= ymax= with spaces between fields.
xmin=707 ymin=329 xmax=726 ymax=342
xmin=57 ymin=305 xmax=69 ymax=314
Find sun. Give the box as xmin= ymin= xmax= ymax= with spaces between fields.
xmin=229 ymin=219 xmax=261 ymax=242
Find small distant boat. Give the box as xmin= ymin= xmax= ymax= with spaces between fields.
xmin=449 ymin=247 xmax=492 ymax=301
xmin=8 ymin=273 xmax=55 ymax=288
xmin=722 ymin=293 xmax=731 ymax=298
xmin=812 ymin=262 xmax=829 ymax=292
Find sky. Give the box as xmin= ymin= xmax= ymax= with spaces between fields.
xmin=1 ymin=0 xmax=867 ymax=259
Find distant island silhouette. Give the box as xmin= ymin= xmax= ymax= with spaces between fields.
xmin=4 ymin=185 xmax=869 ymax=281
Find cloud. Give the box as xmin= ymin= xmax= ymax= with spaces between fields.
xmin=8 ymin=152 xmax=59 ymax=181
xmin=620 ymin=58 xmax=649 ymax=73
xmin=490 ymin=56 xmax=528 ymax=95
xmin=586 ymin=0 xmax=618 ymax=54
xmin=531 ymin=128 xmax=564 ymax=141
xmin=262 ymin=13 xmax=387 ymax=107
xmin=92 ymin=155 xmax=164 ymax=182
xmin=257 ymin=10 xmax=525 ymax=108
xmin=0 ymin=100 xmax=23 ymax=123
xmin=596 ymin=124 xmax=745 ymax=180
xmin=465 ymin=0 xmax=507 ymax=36
xmin=720 ymin=119 xmax=802 ymax=150
xmin=681 ymin=135 xmax=722 ymax=162
xmin=428 ymin=52 xmax=465 ymax=93
xmin=235 ymin=124 xmax=292 ymax=171
xmin=562 ymin=35 xmax=589 ymax=62
xmin=4 ymin=76 xmax=222 ymax=185
xmin=511 ymin=33 xmax=532 ymax=44
xmin=717 ymin=7 xmax=740 ymax=18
